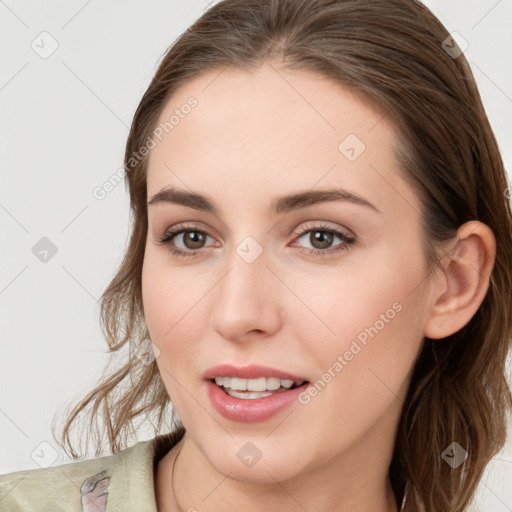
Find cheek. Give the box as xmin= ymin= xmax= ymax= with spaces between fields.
xmin=308 ymin=294 xmax=423 ymax=456
xmin=289 ymin=243 xmax=424 ymax=355
xmin=142 ymin=249 xmax=201 ymax=340
xmin=141 ymin=250 xmax=216 ymax=392
xmin=296 ymin=242 xmax=428 ymax=435
xmin=141 ymin=252 xmax=207 ymax=410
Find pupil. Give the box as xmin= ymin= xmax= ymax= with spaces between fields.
xmin=185 ymin=231 xmax=204 ymax=249
xmin=312 ymin=230 xmax=333 ymax=249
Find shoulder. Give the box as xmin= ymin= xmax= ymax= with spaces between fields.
xmin=0 ymin=429 xmax=184 ymax=512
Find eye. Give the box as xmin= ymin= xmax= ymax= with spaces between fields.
xmin=156 ymin=223 xmax=216 ymax=258
xmin=291 ymin=222 xmax=355 ymax=257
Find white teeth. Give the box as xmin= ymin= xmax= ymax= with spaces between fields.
xmin=226 ymin=389 xmax=273 ymax=399
xmin=213 ymin=376 xmax=304 ymax=392
xmin=230 ymin=377 xmax=247 ymax=390
xmin=266 ymin=377 xmax=281 ymax=390
xmin=248 ymin=377 xmax=266 ymax=391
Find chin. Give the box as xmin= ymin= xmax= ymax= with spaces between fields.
xmin=201 ymin=438 xmax=309 ymax=484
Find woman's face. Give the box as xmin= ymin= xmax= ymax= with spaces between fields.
xmin=142 ymin=61 xmax=436 ymax=483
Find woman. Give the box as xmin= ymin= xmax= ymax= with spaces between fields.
xmin=1 ymin=0 xmax=511 ymax=511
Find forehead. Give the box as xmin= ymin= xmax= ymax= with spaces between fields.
xmin=146 ymin=61 xmax=418 ymax=218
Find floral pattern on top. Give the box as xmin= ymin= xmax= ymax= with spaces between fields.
xmin=80 ymin=470 xmax=110 ymax=512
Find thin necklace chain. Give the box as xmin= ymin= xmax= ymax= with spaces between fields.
xmin=170 ymin=444 xmax=185 ymax=512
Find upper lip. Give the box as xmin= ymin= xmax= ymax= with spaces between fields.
xmin=203 ymin=364 xmax=308 ymax=382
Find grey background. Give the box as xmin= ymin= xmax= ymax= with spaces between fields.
xmin=1 ymin=1 xmax=511 ymax=510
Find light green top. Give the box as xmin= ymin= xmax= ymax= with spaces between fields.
xmin=0 ymin=428 xmax=185 ymax=512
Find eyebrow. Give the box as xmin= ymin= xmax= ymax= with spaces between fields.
xmin=147 ymin=186 xmax=380 ymax=214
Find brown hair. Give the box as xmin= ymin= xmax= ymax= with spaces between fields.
xmin=53 ymin=0 xmax=512 ymax=510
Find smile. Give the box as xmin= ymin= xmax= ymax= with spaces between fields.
xmin=213 ymin=376 xmax=305 ymax=399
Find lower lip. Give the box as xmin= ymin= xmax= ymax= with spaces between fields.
xmin=205 ymin=380 xmax=309 ymax=423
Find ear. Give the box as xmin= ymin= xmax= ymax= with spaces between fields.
xmin=423 ymin=220 xmax=496 ymax=340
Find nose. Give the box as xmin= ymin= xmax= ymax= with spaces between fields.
xmin=209 ymin=244 xmax=282 ymax=343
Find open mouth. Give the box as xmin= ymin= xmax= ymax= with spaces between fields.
xmin=211 ymin=377 xmax=309 ymax=400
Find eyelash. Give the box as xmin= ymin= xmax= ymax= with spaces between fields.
xmin=156 ymin=222 xmax=356 ymax=259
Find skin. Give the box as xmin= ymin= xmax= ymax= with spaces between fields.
xmin=141 ymin=60 xmax=496 ymax=512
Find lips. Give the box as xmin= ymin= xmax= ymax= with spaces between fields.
xmin=202 ymin=364 xmax=308 ymax=382
xmin=203 ymin=364 xmax=310 ymax=422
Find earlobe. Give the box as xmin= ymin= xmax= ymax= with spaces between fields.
xmin=423 ymin=221 xmax=496 ymax=340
